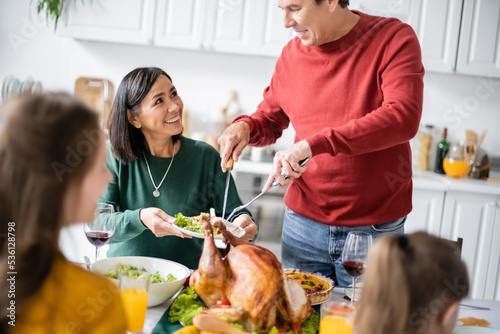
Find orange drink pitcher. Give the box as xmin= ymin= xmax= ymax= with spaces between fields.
xmin=443 ymin=140 xmax=476 ymax=178
xmin=319 ymin=302 xmax=354 ymax=334
xmin=443 ymin=159 xmax=468 ymax=178
xmin=119 ymin=270 xmax=150 ymax=332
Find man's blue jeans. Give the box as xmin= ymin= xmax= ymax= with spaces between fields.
xmin=281 ymin=207 xmax=405 ymax=287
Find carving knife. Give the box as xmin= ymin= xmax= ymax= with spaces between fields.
xmin=221 ymin=156 xmax=234 ymax=219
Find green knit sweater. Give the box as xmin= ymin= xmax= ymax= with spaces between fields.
xmin=102 ymin=137 xmax=255 ymax=269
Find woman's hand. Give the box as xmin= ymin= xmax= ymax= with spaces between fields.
xmin=232 ymin=214 xmax=258 ymax=241
xmin=139 ymin=207 xmax=192 ymax=238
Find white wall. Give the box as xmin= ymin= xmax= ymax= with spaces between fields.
xmin=421 ymin=72 xmax=500 ymax=157
xmin=1 ymin=1 xmax=499 ymax=157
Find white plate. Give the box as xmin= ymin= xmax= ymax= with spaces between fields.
xmin=454 ymin=327 xmax=500 ymax=333
xmin=344 ymin=282 xmax=363 ymax=301
xmin=8 ymin=78 xmax=20 ymax=99
xmin=31 ymin=81 xmax=43 ymax=94
xmin=21 ymin=77 xmax=34 ymax=93
xmin=2 ymin=76 xmax=14 ymax=100
xmin=173 ymin=220 xmax=245 ymax=240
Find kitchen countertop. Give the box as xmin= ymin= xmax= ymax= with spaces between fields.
xmin=413 ymin=170 xmax=500 ymax=195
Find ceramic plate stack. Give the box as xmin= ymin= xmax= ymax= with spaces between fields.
xmin=31 ymin=81 xmax=43 ymax=94
xmin=20 ymin=76 xmax=34 ymax=93
xmin=1 ymin=76 xmax=43 ymax=103
xmin=2 ymin=76 xmax=15 ymax=101
xmin=7 ymin=77 xmax=20 ymax=100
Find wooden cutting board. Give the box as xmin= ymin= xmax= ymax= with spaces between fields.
xmin=74 ymin=77 xmax=114 ymax=129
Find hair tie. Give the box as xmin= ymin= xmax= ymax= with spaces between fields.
xmin=398 ymin=235 xmax=408 ymax=249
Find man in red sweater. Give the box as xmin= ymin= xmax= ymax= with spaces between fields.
xmin=218 ymin=0 xmax=424 ymax=287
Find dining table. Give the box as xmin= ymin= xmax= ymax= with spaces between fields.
xmin=141 ymin=286 xmax=500 ymax=334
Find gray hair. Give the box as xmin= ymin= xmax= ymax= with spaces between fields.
xmin=313 ymin=0 xmax=349 ymax=8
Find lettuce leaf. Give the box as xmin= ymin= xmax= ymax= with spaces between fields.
xmin=175 ymin=213 xmax=204 ymax=233
xmin=301 ymin=313 xmax=319 ymax=334
xmin=168 ymin=287 xmax=207 ymax=325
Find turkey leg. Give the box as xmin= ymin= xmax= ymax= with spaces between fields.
xmin=189 ymin=213 xmax=228 ymax=306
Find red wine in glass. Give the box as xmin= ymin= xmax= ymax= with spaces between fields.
xmin=342 ymin=232 xmax=372 ymax=305
xmin=85 ymin=231 xmax=113 ymax=247
xmin=83 ymin=203 xmax=115 ymax=262
xmin=342 ymin=260 xmax=365 ymax=278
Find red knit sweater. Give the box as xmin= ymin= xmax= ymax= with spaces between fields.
xmin=235 ymin=11 xmax=424 ymax=226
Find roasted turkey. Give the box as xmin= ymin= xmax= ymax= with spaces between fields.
xmin=189 ymin=214 xmax=314 ymax=332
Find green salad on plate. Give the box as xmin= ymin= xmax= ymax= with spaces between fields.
xmin=175 ymin=213 xmax=205 ymax=233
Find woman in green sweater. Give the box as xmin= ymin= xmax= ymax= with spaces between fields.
xmin=103 ymin=67 xmax=258 ymax=269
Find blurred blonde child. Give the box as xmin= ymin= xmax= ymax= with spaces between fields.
xmin=354 ymin=232 xmax=469 ymax=334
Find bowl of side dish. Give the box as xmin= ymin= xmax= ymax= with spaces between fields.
xmin=91 ymin=256 xmax=190 ymax=307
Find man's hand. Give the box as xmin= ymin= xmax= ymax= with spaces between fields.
xmin=218 ymin=121 xmax=251 ymax=172
xmin=139 ymin=207 xmax=192 ymax=238
xmin=231 ymin=214 xmax=258 ymax=241
xmin=262 ymin=140 xmax=313 ymax=192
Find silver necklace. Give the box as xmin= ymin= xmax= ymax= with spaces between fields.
xmin=143 ymin=143 xmax=176 ymax=197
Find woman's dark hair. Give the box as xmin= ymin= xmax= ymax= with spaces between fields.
xmin=109 ymin=67 xmax=182 ymax=163
xmin=314 ymin=0 xmax=349 ymax=8
xmin=0 ymin=93 xmax=101 ymax=332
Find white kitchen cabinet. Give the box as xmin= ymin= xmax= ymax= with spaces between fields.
xmin=413 ymin=0 xmax=500 ymax=77
xmin=487 ymin=195 xmax=500 ymax=300
xmin=440 ymin=191 xmax=499 ymax=300
xmin=203 ymin=0 xmax=293 ymax=56
xmin=57 ymin=0 xmax=292 ymax=57
xmin=412 ymin=0 xmax=463 ymax=73
xmin=406 ymin=171 xmax=447 ymax=235
xmin=250 ymin=1 xmax=295 ymax=57
xmin=350 ymin=0 xmax=421 ymax=29
xmin=493 ymin=198 xmax=500 ymax=300
xmin=57 ymin=0 xmax=156 ymax=45
xmin=154 ymin=0 xmax=208 ymax=49
xmin=56 ymin=0 xmax=500 ymax=73
xmin=349 ymin=0 xmax=463 ymax=74
xmin=203 ymin=0 xmax=255 ymax=54
xmin=155 ymin=0 xmax=293 ymax=55
xmin=405 ymin=188 xmax=445 ymax=235
xmin=409 ymin=172 xmax=500 ymax=300
xmin=456 ymin=0 xmax=500 ymax=77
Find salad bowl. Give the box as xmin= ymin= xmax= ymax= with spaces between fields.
xmin=91 ymin=256 xmax=190 ymax=307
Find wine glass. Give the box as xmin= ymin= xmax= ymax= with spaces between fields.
xmin=84 ymin=203 xmax=115 ymax=262
xmin=342 ymin=231 xmax=372 ymax=305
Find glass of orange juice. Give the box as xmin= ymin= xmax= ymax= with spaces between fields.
xmin=119 ymin=270 xmax=150 ymax=332
xmin=320 ymin=302 xmax=354 ymax=334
